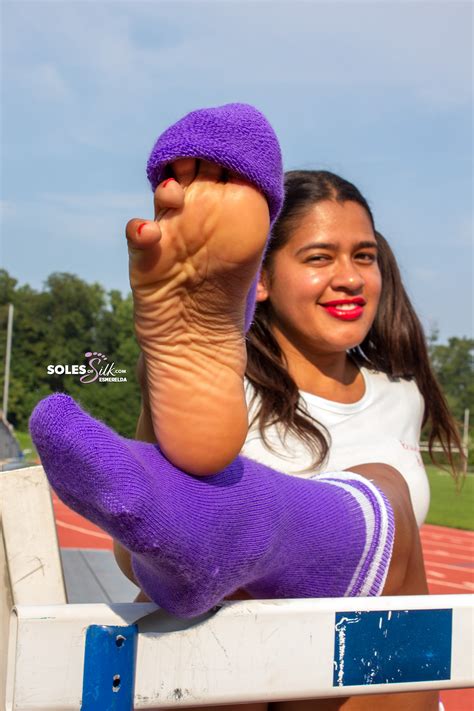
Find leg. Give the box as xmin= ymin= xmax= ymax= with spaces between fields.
xmin=129 ymin=103 xmax=283 ymax=476
xmin=112 ymin=457 xmax=438 ymax=710
xmin=269 ymin=463 xmax=439 ymax=711
xmin=30 ymin=394 xmax=393 ymax=617
xmin=347 ymin=464 xmax=429 ymax=597
xmin=30 ymin=415 xmax=434 ymax=708
xmin=113 ymin=358 xmax=254 ymax=604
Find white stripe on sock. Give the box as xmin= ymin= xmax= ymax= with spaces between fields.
xmin=312 ymin=471 xmax=392 ymax=596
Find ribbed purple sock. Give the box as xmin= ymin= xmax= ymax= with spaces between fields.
xmin=30 ymin=395 xmax=394 ymax=617
xmin=146 ymin=102 xmax=284 ymax=331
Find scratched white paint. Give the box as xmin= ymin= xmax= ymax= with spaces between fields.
xmin=1 ymin=466 xmax=67 ymax=708
xmin=3 ymin=467 xmax=474 ymax=708
xmin=0 ymin=466 xmax=66 ymax=606
xmin=334 ymin=615 xmax=361 ymax=686
xmin=6 ymin=596 xmax=474 ymax=708
xmin=336 ymin=623 xmax=346 ymax=686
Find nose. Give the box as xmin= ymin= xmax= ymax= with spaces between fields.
xmin=330 ymin=259 xmax=365 ymax=293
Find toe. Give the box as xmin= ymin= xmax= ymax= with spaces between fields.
xmin=171 ymin=157 xmax=198 ymax=187
xmin=228 ymin=169 xmax=253 ymax=187
xmin=196 ymin=159 xmax=224 ymax=183
xmin=126 ymin=218 xmax=162 ymax=250
xmin=30 ymin=393 xmax=76 ymax=451
xmin=153 ymin=176 xmax=184 ymax=216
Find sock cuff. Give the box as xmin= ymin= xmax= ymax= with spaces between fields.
xmin=146 ymin=103 xmax=284 ymax=225
xmin=317 ymin=471 xmax=395 ymax=597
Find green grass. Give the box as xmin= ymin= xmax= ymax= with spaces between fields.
xmin=14 ymin=431 xmax=474 ymax=530
xmin=15 ymin=430 xmax=38 ymax=461
xmin=425 ymin=465 xmax=474 ymax=531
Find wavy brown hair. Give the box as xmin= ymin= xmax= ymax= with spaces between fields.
xmin=246 ymin=170 xmax=464 ymax=479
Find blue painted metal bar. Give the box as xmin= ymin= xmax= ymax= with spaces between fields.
xmin=82 ymin=624 xmax=138 ymax=710
xmin=333 ymin=608 xmax=453 ymax=687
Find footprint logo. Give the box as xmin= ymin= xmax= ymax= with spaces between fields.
xmin=81 ymin=351 xmax=109 ymax=384
xmin=85 ymin=351 xmax=108 ymax=362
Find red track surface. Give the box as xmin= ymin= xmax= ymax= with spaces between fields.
xmin=53 ymin=495 xmax=473 ymax=710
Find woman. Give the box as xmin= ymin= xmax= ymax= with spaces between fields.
xmin=123 ymin=164 xmax=457 ymax=708
xmin=242 ymin=169 xmax=462 ymax=529
xmin=31 ymin=104 xmax=461 ymax=711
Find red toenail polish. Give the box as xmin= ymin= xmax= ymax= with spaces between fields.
xmin=137 ymin=222 xmax=147 ymax=236
xmin=161 ymin=178 xmax=175 ymax=188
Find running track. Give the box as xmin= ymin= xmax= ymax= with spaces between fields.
xmin=53 ymin=494 xmax=474 ymax=710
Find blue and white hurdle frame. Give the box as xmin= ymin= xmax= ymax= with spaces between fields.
xmin=1 ymin=467 xmax=473 ymax=710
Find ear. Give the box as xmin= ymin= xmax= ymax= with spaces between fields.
xmin=256 ymin=269 xmax=270 ymax=302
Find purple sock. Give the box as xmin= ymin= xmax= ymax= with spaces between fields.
xmin=146 ymin=102 xmax=284 ymax=331
xmin=30 ymin=395 xmax=394 ymax=617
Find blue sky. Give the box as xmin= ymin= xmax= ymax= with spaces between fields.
xmin=1 ymin=0 xmax=472 ymax=342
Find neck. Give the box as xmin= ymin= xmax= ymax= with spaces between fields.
xmin=271 ymin=324 xmax=363 ymax=403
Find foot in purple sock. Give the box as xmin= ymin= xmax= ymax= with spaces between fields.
xmin=30 ymin=394 xmax=394 ymax=618
xmin=129 ymin=103 xmax=284 ymax=476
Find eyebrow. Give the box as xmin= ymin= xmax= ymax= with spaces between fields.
xmin=295 ymin=240 xmax=378 ymax=256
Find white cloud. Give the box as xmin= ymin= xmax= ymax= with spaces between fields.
xmin=2 ymin=1 xmax=471 ymax=172
xmin=39 ymin=191 xmax=148 ymax=211
xmin=44 ymin=192 xmax=151 ymax=243
xmin=28 ymin=63 xmax=74 ymax=102
xmin=2 ymin=1 xmax=471 ymax=340
xmin=3 ymin=1 xmax=472 ymax=106
xmin=2 ymin=187 xmax=142 ymax=295
xmin=0 ymin=200 xmax=17 ymax=220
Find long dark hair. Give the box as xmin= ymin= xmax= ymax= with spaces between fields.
xmin=246 ymin=170 xmax=464 ymax=479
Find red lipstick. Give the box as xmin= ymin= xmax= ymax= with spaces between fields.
xmin=319 ymin=298 xmax=366 ymax=321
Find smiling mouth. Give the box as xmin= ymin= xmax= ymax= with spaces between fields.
xmin=319 ymin=299 xmax=366 ymax=321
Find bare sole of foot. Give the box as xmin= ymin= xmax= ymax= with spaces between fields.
xmin=127 ymin=157 xmax=270 ymax=476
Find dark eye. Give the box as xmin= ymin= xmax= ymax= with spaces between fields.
xmin=355 ymin=252 xmax=377 ymax=263
xmin=306 ymin=254 xmax=331 ymax=263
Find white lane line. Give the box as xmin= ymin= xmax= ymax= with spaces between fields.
xmin=427 ymin=578 xmax=474 ymax=591
xmin=422 ymin=548 xmax=473 ymax=562
xmin=426 ymin=570 xmax=446 ymax=579
xmin=422 ymin=527 xmax=474 ymax=541
xmin=421 ymin=538 xmax=474 ymax=550
xmin=422 ymin=534 xmax=474 ymax=543
xmin=423 ymin=532 xmax=474 ymax=539
xmin=56 ymin=519 xmax=111 ymax=540
xmin=423 ymin=560 xmax=474 ymax=573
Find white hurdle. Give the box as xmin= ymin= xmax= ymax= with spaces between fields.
xmin=5 ymin=594 xmax=474 ymax=710
xmin=1 ymin=467 xmax=473 ymax=710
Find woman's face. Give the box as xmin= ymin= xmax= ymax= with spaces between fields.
xmin=257 ymin=199 xmax=382 ymax=356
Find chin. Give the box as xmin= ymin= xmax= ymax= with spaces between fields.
xmin=331 ymin=342 xmax=361 ymax=353
xmin=321 ymin=334 xmax=369 ymax=354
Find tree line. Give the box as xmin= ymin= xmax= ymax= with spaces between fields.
xmin=0 ymin=270 xmax=141 ymax=438
xmin=1 ymin=269 xmax=473 ymax=449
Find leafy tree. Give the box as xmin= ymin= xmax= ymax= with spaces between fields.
xmin=428 ymin=332 xmax=474 ymax=469
xmin=2 ymin=269 xmax=472 ymax=456
xmin=0 ymin=270 xmax=141 ymax=437
xmin=428 ymin=336 xmax=474 ymax=419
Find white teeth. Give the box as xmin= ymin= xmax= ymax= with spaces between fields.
xmin=335 ymin=303 xmax=358 ymax=310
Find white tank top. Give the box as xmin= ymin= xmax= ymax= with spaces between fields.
xmin=241 ymin=367 xmax=430 ymax=527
